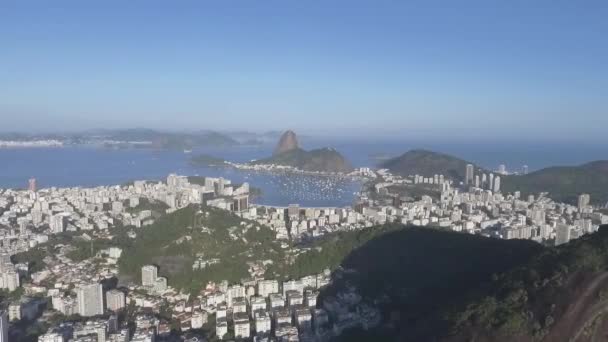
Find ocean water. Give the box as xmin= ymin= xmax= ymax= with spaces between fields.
xmin=0 ymin=143 xmax=360 ymax=207
xmin=1 ymin=139 xmax=606 ymax=207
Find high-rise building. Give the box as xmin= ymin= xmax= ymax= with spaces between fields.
xmin=0 ymin=310 xmax=8 ymax=342
xmin=578 ymin=194 xmax=591 ymax=211
xmin=28 ymin=178 xmax=37 ymax=192
xmin=498 ymin=164 xmax=506 ymax=175
xmin=38 ymin=332 xmax=65 ymax=342
xmin=76 ymin=283 xmax=104 ymax=317
xmin=106 ymin=289 xmax=126 ymax=311
xmin=2 ymin=270 xmax=20 ymax=291
xmin=494 ymin=176 xmax=501 ymax=193
xmin=215 ymin=177 xmax=226 ymax=195
xmin=141 ymin=265 xmax=158 ymax=286
xmin=489 ymin=173 xmax=494 ymax=192
xmin=258 ymin=279 xmax=279 ymax=297
xmin=465 ymin=164 xmax=474 ymax=185
xmin=288 ymin=204 xmax=300 ymax=217
xmin=167 ymin=173 xmax=179 ymax=189
xmin=522 ymin=165 xmax=529 ymax=175
xmin=232 ymin=195 xmax=249 ymax=212
xmin=73 ymin=321 xmax=107 ymax=342
xmin=50 ymin=214 xmax=66 ymax=234
xmin=8 ymin=303 xmax=21 ymax=321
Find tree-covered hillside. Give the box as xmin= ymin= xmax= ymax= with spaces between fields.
xmin=101 ymin=129 xmax=239 ymax=149
xmin=326 ymin=224 xmax=608 ymax=341
xmin=502 ymin=161 xmax=608 ymax=205
xmin=381 ymin=149 xmax=608 ymax=206
xmin=380 ymin=149 xmax=485 ymax=181
xmin=324 ymin=225 xmax=543 ymax=341
xmin=117 ymin=205 xmax=287 ymax=294
xmin=253 ymin=147 xmax=353 ymax=173
xmin=443 ymin=224 xmax=608 ymax=342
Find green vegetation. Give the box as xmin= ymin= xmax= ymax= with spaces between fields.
xmin=381 ymin=149 xmax=608 ymax=205
xmin=444 ymin=225 xmax=608 ymax=340
xmin=502 ymin=161 xmax=608 ymax=205
xmin=253 ymin=147 xmax=353 ymax=173
xmin=281 ymin=224 xmax=405 ymax=280
xmin=324 ymin=222 xmax=608 ymax=341
xmin=125 ymin=197 xmax=169 ymax=216
xmin=0 ymin=287 xmax=25 ymax=301
xmin=103 ymin=129 xmax=239 ymax=149
xmin=387 ymin=183 xmax=441 ymax=201
xmin=12 ymin=246 xmax=48 ymax=273
xmin=66 ymin=238 xmax=118 ymax=262
xmin=321 ymin=224 xmax=544 ymax=341
xmin=118 ymin=205 xmax=287 ymax=294
xmin=380 ymin=149 xmax=483 ymax=181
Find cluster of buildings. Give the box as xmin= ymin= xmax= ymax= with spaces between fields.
xmin=226 ymin=161 xmax=374 ymax=179
xmin=368 ymin=167 xmax=606 ymax=246
xmin=495 ymin=163 xmax=528 ymax=176
xmin=32 ymin=261 xmax=375 ymax=341
xmin=0 ymin=140 xmax=64 ymax=148
xmin=201 ymin=270 xmax=334 ymax=341
xmin=0 ymin=173 xmax=384 ymax=341
xmin=0 ymin=174 xmax=251 ymax=258
xmin=0 ymin=162 xmax=605 ymax=341
xmin=465 ymin=163 xmax=502 ymax=193
xmin=251 ymin=204 xmax=373 ymax=242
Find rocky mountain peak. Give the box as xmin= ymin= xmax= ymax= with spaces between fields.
xmin=273 ymin=130 xmax=299 ymax=156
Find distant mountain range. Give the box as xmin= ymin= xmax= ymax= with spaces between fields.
xmin=98 ymin=128 xmax=239 ymax=149
xmin=380 ymin=149 xmax=608 ymax=205
xmin=1 ymin=128 xmax=241 ymax=150
xmin=252 ymin=130 xmax=353 ymax=173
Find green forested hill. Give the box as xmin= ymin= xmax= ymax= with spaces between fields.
xmin=328 ymin=224 xmax=608 ymax=342
xmin=323 ymin=224 xmax=543 ymax=341
xmin=103 ymin=129 xmax=239 ymax=149
xmin=380 ymin=149 xmax=485 ymax=180
xmin=253 ymin=147 xmax=353 ymax=173
xmin=502 ymin=161 xmax=608 ymax=205
xmin=381 ymin=149 xmax=608 ymax=205
xmin=117 ymin=205 xmax=287 ymax=294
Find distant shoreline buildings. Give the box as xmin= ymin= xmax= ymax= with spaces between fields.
xmin=0 ymin=140 xmax=63 ymax=148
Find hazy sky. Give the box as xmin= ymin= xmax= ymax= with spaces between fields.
xmin=1 ymin=1 xmax=607 ymax=139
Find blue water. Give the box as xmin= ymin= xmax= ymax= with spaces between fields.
xmin=1 ymin=138 xmax=606 ymax=207
xmin=0 ymin=143 xmax=360 ymax=207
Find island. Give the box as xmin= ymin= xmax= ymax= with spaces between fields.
xmin=250 ymin=130 xmax=353 ymax=173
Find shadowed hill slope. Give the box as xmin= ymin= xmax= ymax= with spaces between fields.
xmin=322 ymin=225 xmax=543 ymax=341
xmin=327 ymin=224 xmax=608 ymax=342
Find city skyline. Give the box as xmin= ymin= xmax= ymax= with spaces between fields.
xmin=1 ymin=1 xmax=607 ymax=140
xmin=3 ymin=2 xmax=608 ymax=341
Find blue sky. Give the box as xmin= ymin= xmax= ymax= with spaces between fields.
xmin=1 ymin=1 xmax=607 ymax=140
